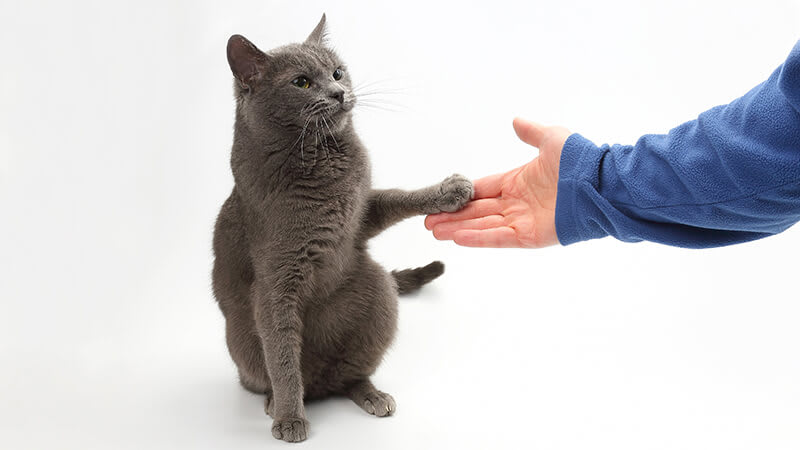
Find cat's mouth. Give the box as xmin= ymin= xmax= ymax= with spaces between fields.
xmin=322 ymin=100 xmax=354 ymax=117
xmin=341 ymin=98 xmax=355 ymax=112
xmin=328 ymin=99 xmax=354 ymax=114
xmin=305 ymin=99 xmax=353 ymax=132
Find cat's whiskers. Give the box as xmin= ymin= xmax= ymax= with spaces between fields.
xmin=352 ymin=89 xmax=407 ymax=98
xmin=352 ymin=78 xmax=407 ymax=94
xmin=354 ymin=100 xmax=404 ymax=113
xmin=306 ymin=101 xmax=334 ymax=118
xmin=352 ymin=86 xmax=407 ymax=113
xmin=296 ymin=100 xmax=334 ymax=171
xmin=315 ymin=115 xmax=330 ymax=162
xmin=353 ymin=83 xmax=408 ymax=100
xmin=313 ymin=117 xmax=321 ymax=168
xmin=301 ymin=99 xmax=325 ymax=115
xmin=289 ymin=116 xmax=314 ymax=153
xmin=300 ymin=120 xmax=309 ymax=170
xmin=320 ymin=113 xmax=339 ymax=155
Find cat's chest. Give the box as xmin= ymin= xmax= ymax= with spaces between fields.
xmin=260 ymin=173 xmax=367 ymax=239
xmin=243 ymin=144 xmax=370 ymax=246
xmin=255 ymin=181 xmax=365 ymax=285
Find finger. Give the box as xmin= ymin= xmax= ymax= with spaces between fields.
xmin=473 ymin=173 xmax=505 ymax=199
xmin=452 ymin=227 xmax=520 ymax=248
xmin=513 ymin=117 xmax=546 ymax=148
xmin=424 ymin=198 xmax=504 ymax=230
xmin=432 ymin=215 xmax=506 ymax=241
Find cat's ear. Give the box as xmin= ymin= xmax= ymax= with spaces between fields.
xmin=304 ymin=13 xmax=327 ymax=46
xmin=227 ymin=34 xmax=268 ymax=90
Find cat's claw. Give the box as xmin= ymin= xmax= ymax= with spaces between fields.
xmin=434 ymin=174 xmax=474 ymax=213
xmin=271 ymin=417 xmax=309 ymax=443
xmin=360 ymin=391 xmax=396 ymax=417
xmin=263 ymin=391 xmax=275 ymax=417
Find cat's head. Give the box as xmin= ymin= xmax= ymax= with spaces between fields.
xmin=227 ymin=14 xmax=354 ymax=132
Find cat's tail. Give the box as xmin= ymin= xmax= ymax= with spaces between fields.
xmin=391 ymin=261 xmax=445 ymax=295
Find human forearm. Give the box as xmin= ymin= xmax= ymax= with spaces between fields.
xmin=556 ymin=43 xmax=800 ymax=248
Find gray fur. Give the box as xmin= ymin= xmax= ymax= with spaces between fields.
xmin=212 ymin=15 xmax=473 ymax=443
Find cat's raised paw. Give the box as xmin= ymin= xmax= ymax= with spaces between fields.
xmin=271 ymin=417 xmax=309 ymax=443
xmin=360 ymin=391 xmax=396 ymax=417
xmin=434 ymin=174 xmax=474 ymax=213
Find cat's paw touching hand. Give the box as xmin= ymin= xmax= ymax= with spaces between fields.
xmin=432 ymin=174 xmax=474 ymax=213
xmin=271 ymin=417 xmax=309 ymax=443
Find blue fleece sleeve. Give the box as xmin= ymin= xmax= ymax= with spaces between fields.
xmin=555 ymin=41 xmax=800 ymax=248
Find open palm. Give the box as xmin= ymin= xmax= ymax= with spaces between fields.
xmin=424 ymin=118 xmax=570 ymax=248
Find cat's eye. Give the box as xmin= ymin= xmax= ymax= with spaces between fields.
xmin=332 ymin=68 xmax=344 ymax=81
xmin=291 ymin=76 xmax=311 ymax=89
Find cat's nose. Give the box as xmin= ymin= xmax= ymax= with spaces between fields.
xmin=329 ymin=89 xmax=345 ymax=104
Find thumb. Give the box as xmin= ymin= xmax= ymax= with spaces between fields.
xmin=512 ymin=117 xmax=546 ymax=148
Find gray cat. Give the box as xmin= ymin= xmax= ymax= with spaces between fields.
xmin=212 ymin=15 xmax=473 ymax=443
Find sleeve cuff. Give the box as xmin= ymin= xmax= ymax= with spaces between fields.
xmin=555 ymin=133 xmax=610 ymax=245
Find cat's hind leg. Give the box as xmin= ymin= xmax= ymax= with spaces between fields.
xmin=347 ymin=378 xmax=396 ymax=417
xmin=213 ymin=192 xmax=272 ymax=397
xmin=220 ymin=283 xmax=274 ymax=397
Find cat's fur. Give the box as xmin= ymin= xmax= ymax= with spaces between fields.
xmin=212 ymin=15 xmax=473 ymax=443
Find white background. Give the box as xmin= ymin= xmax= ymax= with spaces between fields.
xmin=2 ymin=1 xmax=800 ymax=449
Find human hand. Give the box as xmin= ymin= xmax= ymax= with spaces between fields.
xmin=424 ymin=118 xmax=570 ymax=248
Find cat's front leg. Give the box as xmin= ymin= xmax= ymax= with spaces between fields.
xmin=252 ymin=276 xmax=309 ymax=443
xmin=361 ymin=174 xmax=474 ymax=239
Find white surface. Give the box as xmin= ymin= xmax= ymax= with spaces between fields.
xmin=2 ymin=1 xmax=800 ymax=449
